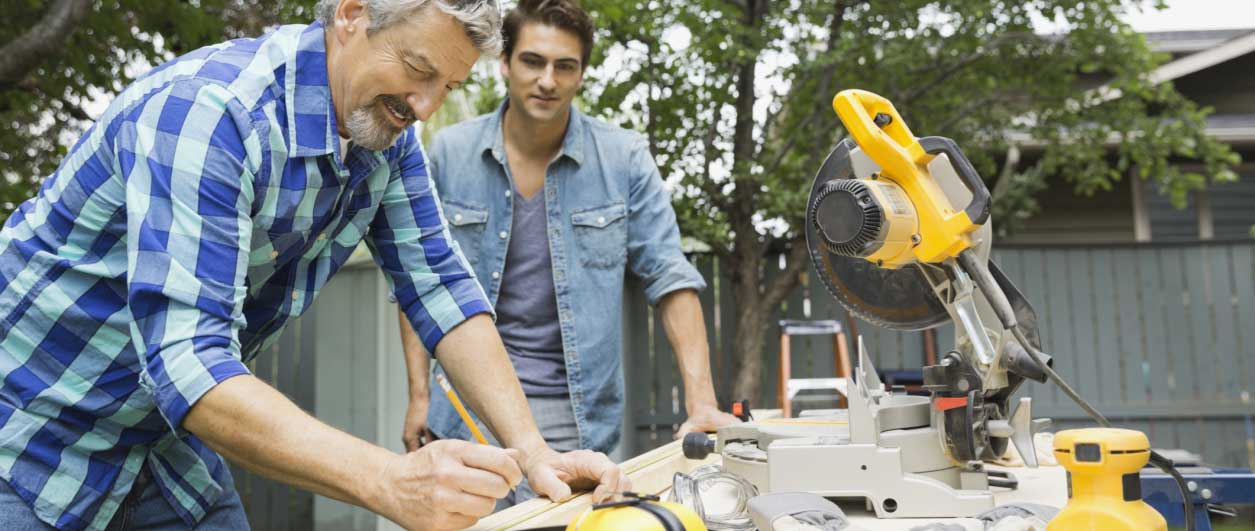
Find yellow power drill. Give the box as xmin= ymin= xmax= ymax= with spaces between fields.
xmin=1048 ymin=428 xmax=1168 ymax=530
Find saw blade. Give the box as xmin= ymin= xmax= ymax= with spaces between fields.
xmin=805 ymin=140 xmax=951 ymax=331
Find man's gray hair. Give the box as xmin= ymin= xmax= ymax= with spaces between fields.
xmin=315 ymin=0 xmax=503 ymax=56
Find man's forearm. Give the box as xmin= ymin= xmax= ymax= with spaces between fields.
xmin=434 ymin=314 xmax=549 ymax=457
xmin=658 ymin=289 xmax=720 ymax=413
xmin=399 ymin=308 xmax=431 ymax=399
xmin=184 ymin=374 xmax=393 ymax=511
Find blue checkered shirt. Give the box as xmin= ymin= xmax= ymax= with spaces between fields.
xmin=0 ymin=22 xmax=491 ymax=530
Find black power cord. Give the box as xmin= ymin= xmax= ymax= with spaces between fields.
xmin=1011 ymin=326 xmax=1196 ymax=531
xmin=956 ymin=250 xmax=1197 ymax=531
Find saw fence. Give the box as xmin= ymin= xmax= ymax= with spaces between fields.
xmin=623 ymin=239 xmax=1255 ymax=469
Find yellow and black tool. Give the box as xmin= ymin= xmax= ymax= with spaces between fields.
xmin=806 ymin=89 xmax=1049 ymax=467
xmin=1049 ymin=428 xmax=1167 ymax=530
xmin=563 ymin=493 xmax=707 ymax=531
xmin=822 ymin=89 xmax=991 ymax=267
xmin=799 ymin=88 xmax=1194 ymax=527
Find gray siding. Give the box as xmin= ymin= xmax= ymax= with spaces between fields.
xmin=1147 ymin=186 xmax=1201 ymax=242
xmin=1004 ymin=176 xmax=1136 ymax=244
xmin=1210 ymin=165 xmax=1255 ymax=239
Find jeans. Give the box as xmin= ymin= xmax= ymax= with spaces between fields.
xmin=482 ymin=394 xmax=580 ymax=511
xmin=0 ymin=464 xmax=251 ymax=530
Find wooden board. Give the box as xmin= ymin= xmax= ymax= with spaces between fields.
xmin=468 ymin=438 xmax=719 ymax=530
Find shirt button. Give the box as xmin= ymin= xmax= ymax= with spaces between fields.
xmin=499 ymin=231 xmax=508 ymax=239
xmin=453 ymin=213 xmax=463 ymax=223
xmin=504 ymin=190 xmax=512 ymax=198
xmin=317 ymin=232 xmax=327 ymax=241
xmin=491 ymin=271 xmax=500 ymax=279
xmin=597 ymin=216 xmax=606 ymax=225
xmin=270 ymin=250 xmax=279 ymax=259
xmin=291 ymin=292 xmax=299 ymax=301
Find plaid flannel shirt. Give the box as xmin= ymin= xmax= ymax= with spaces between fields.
xmin=0 ymin=22 xmax=490 ymax=530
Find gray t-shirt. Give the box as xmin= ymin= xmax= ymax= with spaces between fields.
xmin=495 ymin=190 xmax=568 ymax=396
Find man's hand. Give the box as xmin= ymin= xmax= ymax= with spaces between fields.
xmin=373 ymin=440 xmax=523 ymax=531
xmin=402 ymin=395 xmax=435 ymax=452
xmin=675 ymin=405 xmax=741 ymax=439
xmin=522 ymin=447 xmax=630 ymax=503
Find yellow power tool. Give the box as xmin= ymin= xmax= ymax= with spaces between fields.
xmin=823 ymin=89 xmax=991 ymax=267
xmin=1049 ymin=428 xmax=1168 ymax=530
xmin=807 ymin=89 xmax=1049 ymax=467
xmin=802 ymin=89 xmax=1193 ymax=527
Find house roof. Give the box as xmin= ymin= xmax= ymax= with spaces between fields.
xmin=1147 ymin=29 xmax=1255 ymax=85
xmin=1012 ymin=28 xmax=1255 ymax=148
xmin=1143 ymin=29 xmax=1255 ymax=54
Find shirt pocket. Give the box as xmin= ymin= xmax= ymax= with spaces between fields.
xmin=247 ymin=231 xmax=305 ymax=287
xmin=443 ymin=199 xmax=489 ymax=265
xmin=570 ymin=201 xmax=627 ymax=269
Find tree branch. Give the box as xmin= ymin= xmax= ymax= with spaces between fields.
xmin=899 ymin=31 xmax=1035 ymax=105
xmin=0 ymin=0 xmax=93 ymax=86
xmin=760 ymin=0 xmax=852 ymax=176
xmin=931 ymin=92 xmax=1007 ymax=133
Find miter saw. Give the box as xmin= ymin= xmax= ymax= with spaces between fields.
xmin=683 ymin=89 xmax=1058 ymax=518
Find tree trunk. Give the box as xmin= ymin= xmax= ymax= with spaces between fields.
xmin=730 ymin=298 xmax=771 ymax=404
xmin=728 ymin=238 xmax=809 ymax=404
xmin=0 ymin=0 xmax=93 ymax=86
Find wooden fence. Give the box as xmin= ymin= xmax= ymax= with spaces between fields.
xmin=622 ymin=240 xmax=1255 ymax=470
xmin=240 ymin=239 xmax=1255 ymax=529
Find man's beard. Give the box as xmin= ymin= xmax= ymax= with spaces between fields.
xmin=345 ymin=94 xmax=414 ymax=151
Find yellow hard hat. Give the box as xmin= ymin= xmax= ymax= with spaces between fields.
xmin=565 ymin=493 xmax=707 ymax=531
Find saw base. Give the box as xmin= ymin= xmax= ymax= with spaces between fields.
xmin=718 ymin=414 xmax=997 ymax=518
xmin=707 ymin=344 xmax=1030 ymax=519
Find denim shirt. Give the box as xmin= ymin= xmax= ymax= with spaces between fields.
xmin=425 ymin=102 xmax=707 ymax=453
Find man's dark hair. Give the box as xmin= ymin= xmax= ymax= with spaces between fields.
xmin=502 ymin=0 xmax=595 ymax=68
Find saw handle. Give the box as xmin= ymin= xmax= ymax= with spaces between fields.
xmin=917 ymin=136 xmax=991 ymax=225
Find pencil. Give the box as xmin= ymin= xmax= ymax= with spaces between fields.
xmin=435 ymin=373 xmax=489 ymax=445
xmin=436 ymin=373 xmax=517 ymax=496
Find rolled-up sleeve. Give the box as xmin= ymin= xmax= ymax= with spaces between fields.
xmin=625 ymin=135 xmax=707 ymax=306
xmin=367 ymin=129 xmax=493 ymax=353
xmin=121 ymin=80 xmax=257 ymax=432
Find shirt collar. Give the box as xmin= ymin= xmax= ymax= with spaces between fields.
xmin=485 ymin=99 xmax=586 ymax=167
xmin=286 ymin=21 xmax=340 ymax=159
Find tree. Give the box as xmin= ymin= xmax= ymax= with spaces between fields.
xmin=578 ymin=0 xmax=1239 ymax=403
xmin=0 ymin=0 xmax=317 ymax=214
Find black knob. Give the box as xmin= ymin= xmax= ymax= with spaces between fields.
xmin=682 ymin=432 xmax=716 ymax=460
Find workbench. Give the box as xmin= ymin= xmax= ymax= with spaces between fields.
xmin=468 ymin=437 xmax=1068 ymax=530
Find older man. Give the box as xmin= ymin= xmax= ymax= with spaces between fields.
xmin=0 ymin=1 xmax=625 ymax=530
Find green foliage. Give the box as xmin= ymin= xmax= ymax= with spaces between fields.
xmin=578 ymin=0 xmax=1239 ymax=245
xmin=0 ymin=0 xmax=318 ymax=214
